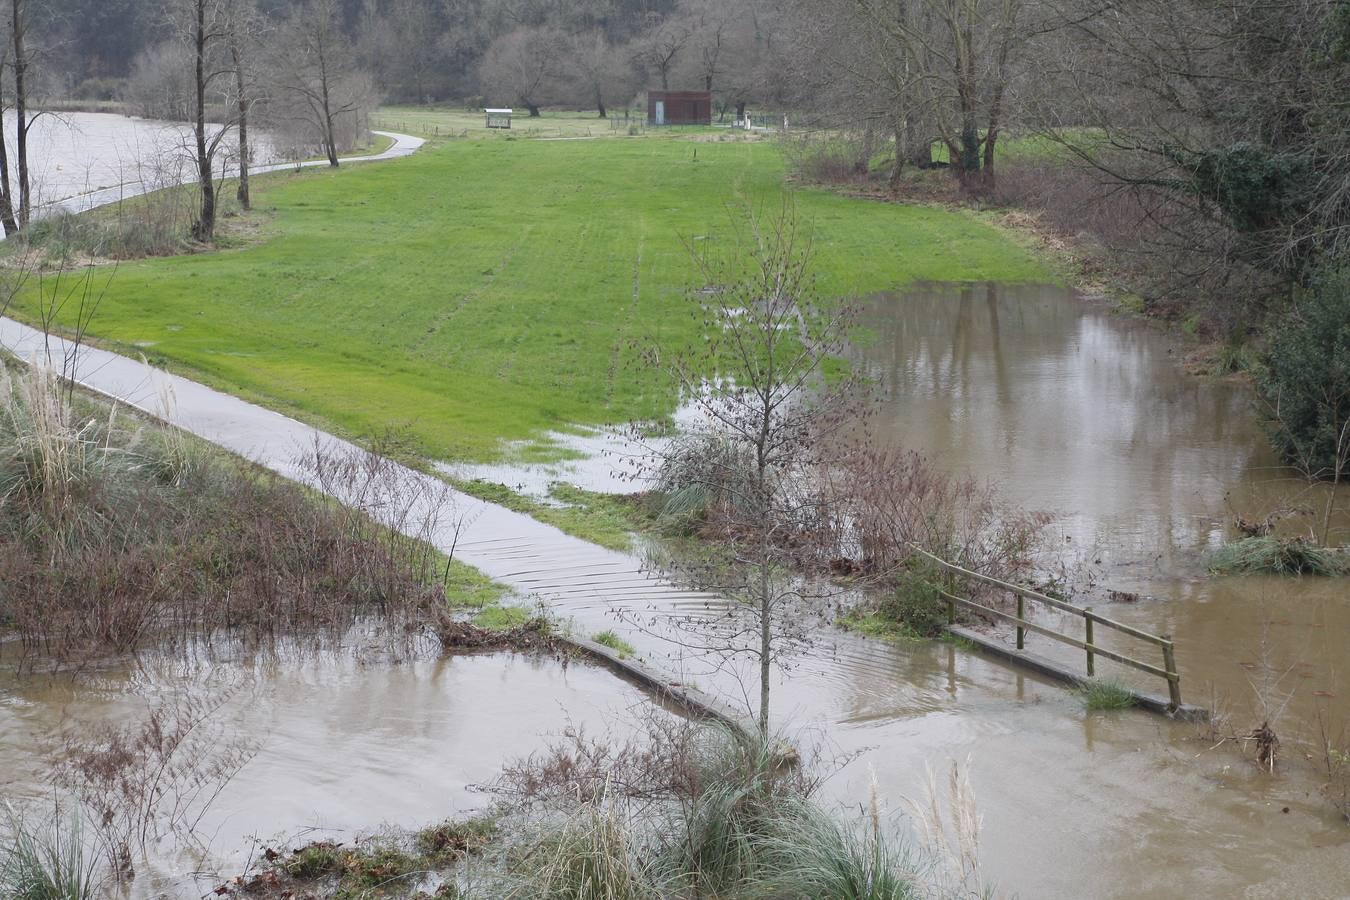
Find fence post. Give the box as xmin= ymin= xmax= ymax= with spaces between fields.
xmin=1162 ymin=639 xmax=1181 ymax=709
xmin=1016 ymin=593 xmax=1025 ymax=650
xmin=947 ymin=595 xmax=956 ymax=626
xmin=1085 ymin=610 xmax=1095 ymax=677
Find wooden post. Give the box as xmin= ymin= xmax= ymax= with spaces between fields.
xmin=1162 ymin=640 xmax=1181 ymax=709
xmin=1016 ymin=593 xmax=1025 ymax=650
xmin=947 ymin=595 xmax=956 ymax=625
xmin=1085 ymin=610 xmax=1095 ymax=677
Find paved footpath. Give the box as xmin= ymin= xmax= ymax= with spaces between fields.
xmin=38 ymin=130 xmax=426 ymax=218
xmin=1 ymin=130 xmax=732 ymax=702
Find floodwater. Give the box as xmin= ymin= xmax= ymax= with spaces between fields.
xmin=448 ymin=283 xmax=1350 ymax=897
xmin=0 ymin=641 xmax=651 ymax=897
xmin=13 ymin=111 xmax=272 ymax=212
xmin=4 ymin=260 xmax=1349 ymax=899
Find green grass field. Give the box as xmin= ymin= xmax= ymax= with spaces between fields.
xmin=371 ymin=105 xmax=684 ymax=140
xmin=12 ymin=134 xmax=1052 ymax=463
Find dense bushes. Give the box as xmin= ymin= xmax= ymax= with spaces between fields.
xmin=1257 ymin=267 xmax=1350 ymax=480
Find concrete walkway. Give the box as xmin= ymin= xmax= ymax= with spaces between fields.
xmin=38 ymin=130 xmax=425 ymax=218
xmin=2 ymin=127 xmax=739 ymax=709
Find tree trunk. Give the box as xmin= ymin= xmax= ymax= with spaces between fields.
xmin=855 ymin=119 xmax=876 ymax=175
xmin=0 ymin=72 xmax=18 ymax=236
xmin=191 ymin=0 xmax=216 ymax=241
xmin=759 ymin=550 xmax=771 ymax=737
xmin=525 ymin=102 xmax=541 ymax=117
xmin=889 ymin=122 xmax=905 ymax=191
xmin=324 ymin=117 xmax=339 ymax=167
xmin=318 ymin=32 xmax=340 ymax=167
xmin=595 ymin=88 xmax=606 ymax=118
xmin=232 ymin=45 xmax=251 ymax=209
xmin=12 ymin=0 xmax=30 ymax=227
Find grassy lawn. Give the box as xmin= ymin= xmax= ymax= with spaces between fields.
xmin=372 ymin=105 xmax=659 ymax=140
xmin=10 ymin=135 xmax=1052 ymax=464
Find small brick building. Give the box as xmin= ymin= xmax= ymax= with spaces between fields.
xmin=647 ymin=90 xmax=712 ymax=126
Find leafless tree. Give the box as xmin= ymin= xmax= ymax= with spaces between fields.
xmin=479 ymin=26 xmax=564 ymax=117
xmin=836 ymin=0 xmax=1032 ymax=190
xmin=636 ymin=201 xmax=870 ymax=736
xmin=1042 ymin=0 xmax=1350 ymax=301
xmin=7 ymin=0 xmax=33 ymax=227
xmin=268 ymin=0 xmax=371 ymax=167
xmin=225 ymin=0 xmax=263 ymax=209
xmin=566 ymin=29 xmax=625 ymax=118
xmin=631 ymin=13 xmax=693 ymax=92
xmin=165 ymin=0 xmax=237 ymax=241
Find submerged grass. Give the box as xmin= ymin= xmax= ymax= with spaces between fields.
xmin=1207 ymin=536 xmax=1348 ymax=577
xmin=1076 ymin=678 xmax=1137 ymax=711
xmin=456 ymin=480 xmax=647 ymax=552
xmin=7 ymin=136 xmax=1051 ymax=465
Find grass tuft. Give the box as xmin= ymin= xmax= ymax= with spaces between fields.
xmin=592 ymin=630 xmax=636 ymax=658
xmin=413 ymin=816 xmax=496 ymax=861
xmin=471 ymin=604 xmax=532 ymax=631
xmin=1207 ymin=536 xmax=1347 ymax=577
xmin=1076 ymin=678 xmax=1137 ymax=711
xmin=0 ymin=805 xmax=100 ymax=900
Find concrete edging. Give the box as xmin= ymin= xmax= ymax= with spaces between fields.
xmin=946 ymin=625 xmax=1210 ymax=722
xmin=563 ymin=635 xmax=757 ymax=738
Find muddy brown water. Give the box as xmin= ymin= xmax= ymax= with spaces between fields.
xmin=0 ymin=643 xmax=649 ymax=898
xmin=3 ymin=281 xmax=1348 ymax=898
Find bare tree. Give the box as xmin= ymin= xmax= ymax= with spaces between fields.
xmin=1044 ymin=0 xmax=1350 ymax=298
xmin=631 ymin=13 xmax=693 ymax=92
xmin=165 ymin=0 xmax=236 ymax=241
xmin=226 ymin=0 xmax=263 ymax=209
xmin=0 ymin=43 xmax=19 ymax=235
xmin=830 ymin=0 xmax=1032 ymax=189
xmin=268 ymin=0 xmax=370 ymax=167
xmin=566 ymin=29 xmax=624 ymax=118
xmin=638 ymin=202 xmax=869 ymax=736
xmin=8 ymin=0 xmax=32 ymax=227
xmin=479 ymin=26 xmax=563 ymax=117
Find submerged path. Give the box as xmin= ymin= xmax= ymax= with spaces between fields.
xmin=0 ymin=125 xmax=731 ymax=696
xmin=0 ymin=314 xmax=732 ymax=681
xmin=3 ymin=134 xmax=1344 ymax=899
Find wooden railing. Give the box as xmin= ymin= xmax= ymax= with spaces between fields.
xmin=911 ymin=546 xmax=1183 ymax=710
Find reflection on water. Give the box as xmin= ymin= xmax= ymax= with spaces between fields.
xmin=856 ymin=283 xmax=1345 ymax=567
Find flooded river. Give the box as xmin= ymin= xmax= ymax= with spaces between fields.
xmin=447 ymin=282 xmax=1350 ymax=896
xmin=0 ymin=643 xmax=649 ymax=897
xmin=12 ymin=111 xmax=271 ymax=212
xmin=2 ymin=199 xmax=1347 ymax=896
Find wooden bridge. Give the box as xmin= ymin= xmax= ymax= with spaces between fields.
xmin=911 ymin=546 xmax=1207 ymax=719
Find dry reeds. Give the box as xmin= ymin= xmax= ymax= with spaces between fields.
xmin=0 ymin=362 xmax=448 ymax=665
